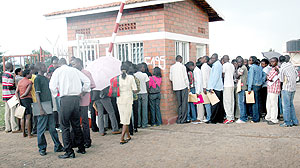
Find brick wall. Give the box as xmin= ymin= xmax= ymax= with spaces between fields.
xmin=66 ymin=0 xmax=210 ymax=124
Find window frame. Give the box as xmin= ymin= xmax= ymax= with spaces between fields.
xmin=175 ymin=41 xmax=189 ymax=64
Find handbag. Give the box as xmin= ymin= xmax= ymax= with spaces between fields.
xmin=149 ymin=77 xmax=160 ymax=94
xmin=14 ymin=104 xmax=26 ymax=119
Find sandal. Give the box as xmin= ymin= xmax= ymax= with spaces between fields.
xmin=120 ymin=140 xmax=128 ymax=145
xmin=125 ymin=137 xmax=131 ymax=142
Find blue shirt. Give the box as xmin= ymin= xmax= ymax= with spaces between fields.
xmin=247 ymin=64 xmax=263 ymax=91
xmin=207 ymin=60 xmax=223 ymax=91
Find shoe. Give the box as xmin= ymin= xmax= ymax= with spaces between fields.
xmin=55 ymin=146 xmax=64 ymax=152
xmin=250 ymin=121 xmax=259 ymax=123
xmin=76 ymin=148 xmax=86 ymax=154
xmin=39 ymin=150 xmax=47 ymax=156
xmin=100 ymin=133 xmax=107 ymax=136
xmin=293 ymin=123 xmax=299 ymax=126
xmin=134 ymin=129 xmax=138 ymax=133
xmin=112 ymin=131 xmax=121 ymax=135
xmin=279 ymin=123 xmax=292 ymax=127
xmin=92 ymin=128 xmax=99 ymax=132
xmin=192 ymin=121 xmax=203 ymax=124
xmin=12 ymin=130 xmax=22 ymax=133
xmin=262 ymin=118 xmax=269 ymax=122
xmin=5 ymin=130 xmax=12 ymax=133
xmin=203 ymin=119 xmax=209 ymax=123
xmin=84 ymin=144 xmax=91 ymax=148
xmin=236 ymin=119 xmax=246 ymax=124
xmin=223 ymin=119 xmax=229 ymax=124
xmin=267 ymin=121 xmax=277 ymax=125
xmin=28 ymin=134 xmax=37 ymax=138
xmin=186 ymin=120 xmax=191 ymax=123
xmin=120 ymin=140 xmax=128 ymax=145
xmin=125 ymin=137 xmax=131 ymax=142
xmin=58 ymin=152 xmax=75 ymax=159
xmin=206 ymin=121 xmax=216 ymax=124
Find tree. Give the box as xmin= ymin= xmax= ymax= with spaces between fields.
xmin=31 ymin=49 xmax=52 ymax=67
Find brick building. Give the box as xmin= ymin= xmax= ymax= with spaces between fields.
xmin=45 ymin=0 xmax=223 ymax=124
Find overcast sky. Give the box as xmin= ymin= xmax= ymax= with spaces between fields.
xmin=0 ymin=0 xmax=299 ymax=59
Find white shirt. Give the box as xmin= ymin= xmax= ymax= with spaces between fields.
xmin=170 ymin=62 xmax=189 ymax=91
xmin=201 ymin=63 xmax=211 ymax=89
xmin=134 ymin=71 xmax=149 ymax=94
xmin=49 ymin=65 xmax=91 ymax=97
xmin=222 ymin=62 xmax=235 ymax=87
xmin=193 ymin=66 xmax=203 ymax=94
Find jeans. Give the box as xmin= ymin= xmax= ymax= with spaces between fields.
xmin=137 ymin=94 xmax=148 ymax=127
xmin=278 ymin=95 xmax=283 ymax=115
xmin=149 ymin=93 xmax=162 ymax=126
xmin=238 ymin=90 xmax=248 ymax=122
xmin=187 ymin=88 xmax=197 ymax=121
xmin=282 ymin=91 xmax=298 ymax=126
xmin=37 ymin=114 xmax=62 ymax=152
xmin=204 ymin=104 xmax=212 ymax=121
xmin=251 ymin=86 xmax=261 ymax=122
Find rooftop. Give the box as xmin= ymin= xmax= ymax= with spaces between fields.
xmin=44 ymin=0 xmax=223 ymax=22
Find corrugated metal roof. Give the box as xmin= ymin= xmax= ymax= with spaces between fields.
xmin=44 ymin=0 xmax=223 ymax=22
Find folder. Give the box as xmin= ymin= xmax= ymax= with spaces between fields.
xmin=245 ymin=91 xmax=255 ymax=104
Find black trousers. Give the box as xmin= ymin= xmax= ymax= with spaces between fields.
xmin=129 ymin=100 xmax=139 ymax=134
xmin=260 ymin=87 xmax=268 ymax=117
xmin=80 ymin=106 xmax=91 ymax=145
xmin=175 ymin=88 xmax=188 ymax=124
xmin=210 ymin=90 xmax=225 ymax=123
xmin=60 ymin=96 xmax=84 ymax=152
xmin=89 ymin=100 xmax=99 ymax=131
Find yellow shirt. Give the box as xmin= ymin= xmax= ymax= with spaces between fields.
xmin=29 ymin=74 xmax=37 ymax=103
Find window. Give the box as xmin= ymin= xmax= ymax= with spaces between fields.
xmin=196 ymin=45 xmax=206 ymax=60
xmin=175 ymin=41 xmax=189 ymax=64
xmin=115 ymin=42 xmax=144 ymax=64
xmin=73 ymin=42 xmax=100 ymax=67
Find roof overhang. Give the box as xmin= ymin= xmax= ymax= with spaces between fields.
xmin=45 ymin=0 xmax=184 ymax=20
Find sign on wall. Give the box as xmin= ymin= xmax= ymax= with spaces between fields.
xmin=144 ymin=56 xmax=166 ymax=70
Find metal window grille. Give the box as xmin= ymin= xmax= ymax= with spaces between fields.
xmin=175 ymin=41 xmax=189 ymax=64
xmin=115 ymin=42 xmax=144 ymax=64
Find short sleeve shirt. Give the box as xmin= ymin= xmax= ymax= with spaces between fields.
xmin=18 ymin=78 xmax=32 ymax=99
xmin=134 ymin=71 xmax=150 ymax=94
xmin=222 ymin=62 xmax=235 ymax=87
xmin=34 ymin=75 xmax=52 ymax=102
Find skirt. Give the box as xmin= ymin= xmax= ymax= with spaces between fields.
xmin=20 ymin=98 xmax=33 ymax=115
xmin=117 ymin=103 xmax=132 ymax=125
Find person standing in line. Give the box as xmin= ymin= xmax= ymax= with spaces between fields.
xmin=194 ymin=61 xmax=205 ymax=123
xmin=260 ymin=59 xmax=271 ymax=119
xmin=279 ymin=55 xmax=298 ymax=127
xmin=247 ymin=56 xmax=263 ymax=123
xmin=170 ymin=55 xmax=189 ymax=124
xmin=222 ymin=55 xmax=235 ymax=124
xmin=71 ymin=58 xmax=96 ymax=148
xmin=265 ymin=57 xmax=281 ymax=125
xmin=116 ymin=63 xmax=138 ymax=144
xmin=149 ymin=67 xmax=163 ymax=126
xmin=128 ymin=64 xmax=140 ymax=134
xmin=207 ymin=53 xmax=224 ymax=124
xmin=200 ymin=56 xmax=212 ymax=122
xmin=232 ymin=59 xmax=240 ymax=119
xmin=15 ymin=68 xmax=23 ymax=86
xmin=2 ymin=63 xmax=19 ymax=133
xmin=186 ymin=61 xmax=197 ymax=122
xmin=34 ymin=62 xmax=64 ymax=156
xmin=236 ymin=57 xmax=249 ymax=123
xmin=16 ymin=70 xmax=34 ymax=137
xmin=134 ymin=64 xmax=150 ymax=128
xmin=49 ymin=58 xmax=90 ymax=159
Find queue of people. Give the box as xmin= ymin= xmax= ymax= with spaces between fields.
xmin=2 ymin=56 xmax=163 ymax=159
xmin=170 ymin=54 xmax=298 ymax=127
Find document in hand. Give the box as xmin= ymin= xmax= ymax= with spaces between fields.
xmin=32 ymin=101 xmax=53 ymax=116
xmin=7 ymin=95 xmax=19 ymax=109
xmin=201 ymin=93 xmax=210 ymax=104
xmin=236 ymin=79 xmax=242 ymax=93
xmin=14 ymin=104 xmax=26 ymax=119
xmin=207 ymin=92 xmax=220 ymax=106
xmin=188 ymin=93 xmax=198 ymax=103
xmin=245 ymin=91 xmax=255 ymax=104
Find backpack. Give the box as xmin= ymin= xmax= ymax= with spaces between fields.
xmin=149 ymin=77 xmax=160 ymax=94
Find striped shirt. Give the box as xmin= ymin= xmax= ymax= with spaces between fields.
xmin=267 ymin=66 xmax=281 ymax=94
xmin=279 ymin=62 xmax=298 ymax=92
xmin=2 ymin=71 xmax=15 ymax=101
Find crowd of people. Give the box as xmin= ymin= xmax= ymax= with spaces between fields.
xmin=170 ymin=54 xmax=298 ymax=127
xmin=2 ymin=53 xmax=298 ymax=159
xmin=2 ymin=56 xmax=162 ymax=158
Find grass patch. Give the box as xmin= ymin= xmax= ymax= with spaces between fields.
xmin=0 ymin=84 xmax=5 ymax=129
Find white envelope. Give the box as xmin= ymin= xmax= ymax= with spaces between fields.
xmin=7 ymin=95 xmax=19 ymax=109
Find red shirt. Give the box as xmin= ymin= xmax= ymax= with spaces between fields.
xmin=18 ymin=78 xmax=32 ymax=99
xmin=267 ymin=66 xmax=281 ymax=94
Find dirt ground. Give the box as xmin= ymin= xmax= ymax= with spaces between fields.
xmin=1 ymin=85 xmax=300 ymax=168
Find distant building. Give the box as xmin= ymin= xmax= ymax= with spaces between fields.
xmin=45 ymin=0 xmax=223 ymax=124
xmin=287 ymin=39 xmax=300 ymax=66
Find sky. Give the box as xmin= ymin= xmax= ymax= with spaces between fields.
xmin=0 ymin=0 xmax=299 ymax=59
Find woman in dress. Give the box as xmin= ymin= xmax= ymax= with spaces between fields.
xmin=117 ymin=62 xmax=138 ymax=144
